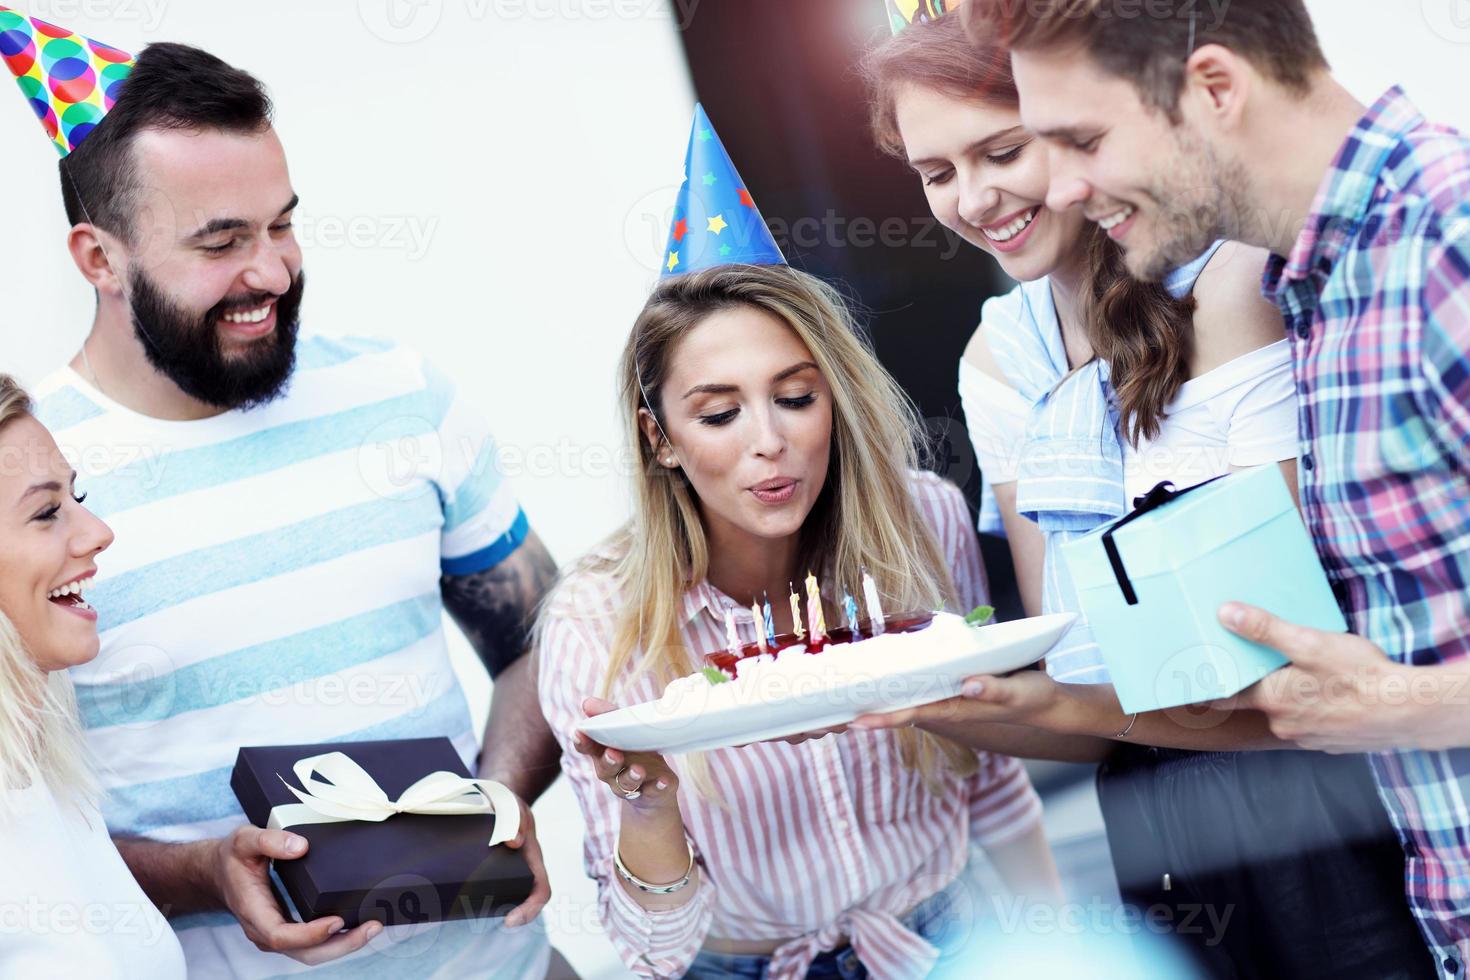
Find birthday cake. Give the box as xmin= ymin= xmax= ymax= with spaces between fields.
xmin=659 ymin=608 xmax=984 ymax=709
xmin=577 ymin=571 xmax=1075 ymax=754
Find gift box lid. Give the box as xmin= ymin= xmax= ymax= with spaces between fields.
xmin=231 ymin=738 xmax=531 ymax=924
xmin=1065 ymin=465 xmax=1298 ymax=592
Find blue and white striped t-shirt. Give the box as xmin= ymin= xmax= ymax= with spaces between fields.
xmin=34 ymin=334 xmax=548 ymax=980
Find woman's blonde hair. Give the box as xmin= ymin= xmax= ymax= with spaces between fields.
xmin=547 ymin=265 xmax=976 ymax=783
xmin=0 ymin=375 xmax=98 ymax=816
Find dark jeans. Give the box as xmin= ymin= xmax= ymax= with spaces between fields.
xmin=1098 ymin=745 xmax=1436 ymax=980
xmin=686 ymin=883 xmax=960 ymax=979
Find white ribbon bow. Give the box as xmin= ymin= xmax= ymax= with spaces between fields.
xmin=265 ymin=751 xmax=521 ymax=848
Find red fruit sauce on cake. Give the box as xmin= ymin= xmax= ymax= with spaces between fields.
xmin=703 ymin=611 xmax=936 ymax=677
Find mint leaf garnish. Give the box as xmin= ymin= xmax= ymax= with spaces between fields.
xmin=964 ymin=605 xmax=996 ymax=627
xmin=700 ymin=666 xmax=731 ymax=685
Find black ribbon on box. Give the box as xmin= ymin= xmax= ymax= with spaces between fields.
xmin=1100 ymin=477 xmax=1225 ymax=606
xmin=231 ymin=738 xmax=534 ymax=929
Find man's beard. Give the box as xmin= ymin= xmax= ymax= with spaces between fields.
xmin=127 ymin=268 xmax=305 ymax=411
xmin=1132 ymin=131 xmax=1249 ymax=283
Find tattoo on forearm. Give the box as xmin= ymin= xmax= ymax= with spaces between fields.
xmin=441 ymin=534 xmax=558 ymax=678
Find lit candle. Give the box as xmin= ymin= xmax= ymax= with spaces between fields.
xmin=842 ymin=593 xmax=860 ymax=632
xmin=805 ymin=572 xmax=826 ymax=643
xmin=862 ymin=569 xmax=886 ymax=635
xmin=724 ymin=607 xmax=742 ymax=658
xmin=788 ymin=584 xmax=805 ymax=639
xmin=751 ymin=600 xmax=768 ymax=654
xmin=763 ymin=594 xmax=776 ymax=644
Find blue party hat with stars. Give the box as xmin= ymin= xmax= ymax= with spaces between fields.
xmin=661 ymin=104 xmax=785 ymax=279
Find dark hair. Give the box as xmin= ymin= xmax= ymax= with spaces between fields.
xmin=862 ymin=12 xmax=1018 ymax=158
xmin=59 ymin=42 xmax=273 ymax=242
xmin=864 ymin=12 xmax=1195 ymax=442
xmin=970 ymin=0 xmax=1329 ymax=120
xmin=1081 ymin=227 xmax=1195 ymax=443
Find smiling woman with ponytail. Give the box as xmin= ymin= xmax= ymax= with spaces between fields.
xmin=855 ymin=9 xmax=1436 ymax=978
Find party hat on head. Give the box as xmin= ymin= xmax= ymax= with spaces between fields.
xmin=886 ymin=0 xmax=965 ymax=35
xmin=0 ymin=4 xmax=133 ymax=156
xmin=661 ymin=103 xmax=785 ymax=279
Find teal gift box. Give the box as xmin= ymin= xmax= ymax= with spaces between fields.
xmin=1060 ymin=465 xmax=1346 ymax=714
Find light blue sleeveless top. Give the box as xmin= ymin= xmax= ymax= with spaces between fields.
xmin=981 ymin=242 xmax=1225 ymax=683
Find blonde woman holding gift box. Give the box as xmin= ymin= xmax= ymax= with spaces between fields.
xmin=0 ymin=375 xmax=185 ymax=979
xmin=855 ymin=10 xmax=1435 ymax=979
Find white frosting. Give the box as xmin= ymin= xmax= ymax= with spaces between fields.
xmin=579 ymin=611 xmax=1075 ymax=755
xmin=659 ymin=612 xmax=982 ymax=713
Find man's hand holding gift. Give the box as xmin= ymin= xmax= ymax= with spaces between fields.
xmin=498 ymin=794 xmax=553 ymax=928
xmin=1211 ymin=602 xmax=1470 ymax=752
xmin=204 ymin=762 xmax=550 ymax=964
xmin=211 ymin=827 xmax=382 ymax=964
xmin=222 ymin=738 xmax=544 ymax=950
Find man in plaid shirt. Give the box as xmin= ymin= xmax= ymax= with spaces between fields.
xmin=973 ymin=0 xmax=1470 ymax=973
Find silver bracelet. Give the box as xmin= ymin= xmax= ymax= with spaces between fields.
xmin=1114 ymin=712 xmax=1140 ymax=739
xmin=614 ymin=838 xmax=696 ymax=895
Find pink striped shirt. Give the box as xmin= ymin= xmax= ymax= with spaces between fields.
xmin=537 ymin=471 xmax=1044 ymax=979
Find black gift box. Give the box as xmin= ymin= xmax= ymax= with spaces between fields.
xmin=230 ymin=738 xmax=534 ymax=928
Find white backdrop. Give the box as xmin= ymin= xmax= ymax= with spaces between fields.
xmin=1310 ymin=0 xmax=1470 ymax=133
xmin=1 ymin=1 xmax=1467 ymax=977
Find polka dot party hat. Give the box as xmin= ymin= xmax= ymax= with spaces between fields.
xmin=885 ymin=0 xmax=966 ymax=34
xmin=661 ymin=103 xmax=785 ymax=279
xmin=0 ymin=4 xmax=134 ymax=156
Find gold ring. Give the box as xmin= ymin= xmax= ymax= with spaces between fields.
xmin=612 ymin=766 xmax=642 ymax=800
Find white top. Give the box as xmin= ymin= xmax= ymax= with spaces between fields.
xmin=959 ymin=339 xmax=1298 ymax=504
xmin=0 ymin=779 xmax=185 ymax=980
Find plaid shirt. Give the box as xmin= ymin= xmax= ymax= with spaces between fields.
xmin=1263 ymin=87 xmax=1470 ymax=976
